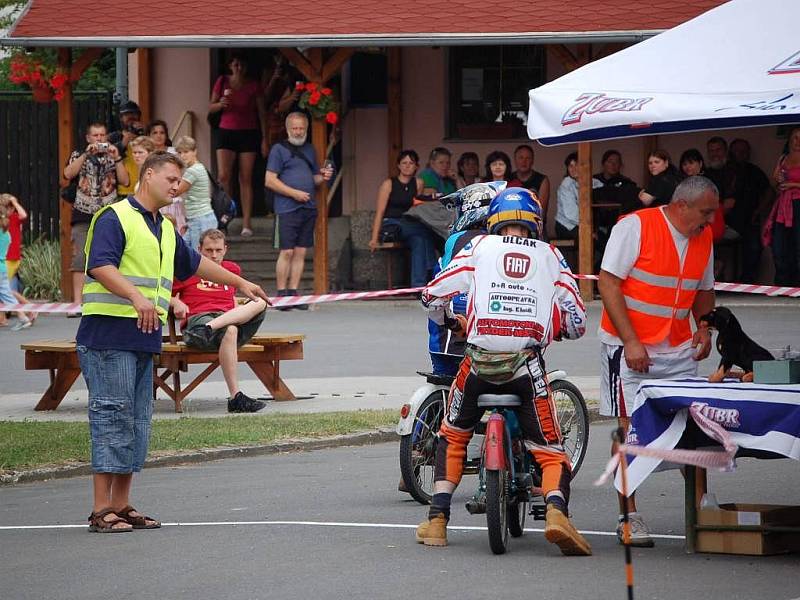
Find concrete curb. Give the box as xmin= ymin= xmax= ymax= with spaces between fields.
xmin=1 ymin=409 xmax=610 ymax=486
xmin=0 ymin=427 xmax=398 ymax=486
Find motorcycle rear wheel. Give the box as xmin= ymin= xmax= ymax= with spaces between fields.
xmin=486 ymin=469 xmax=510 ymax=554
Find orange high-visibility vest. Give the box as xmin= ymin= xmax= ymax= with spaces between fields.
xmin=600 ymin=207 xmax=712 ymax=347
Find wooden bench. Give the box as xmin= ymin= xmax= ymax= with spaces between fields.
xmin=21 ymin=332 xmax=305 ymax=413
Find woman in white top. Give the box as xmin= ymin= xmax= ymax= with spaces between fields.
xmin=555 ymin=152 xmax=602 ymax=239
xmin=174 ymin=136 xmax=217 ymax=250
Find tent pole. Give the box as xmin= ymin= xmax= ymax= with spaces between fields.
xmin=57 ymin=48 xmax=74 ymax=301
xmin=577 ymin=141 xmax=594 ymax=301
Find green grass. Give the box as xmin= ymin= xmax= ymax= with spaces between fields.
xmin=0 ymin=409 xmax=397 ymax=472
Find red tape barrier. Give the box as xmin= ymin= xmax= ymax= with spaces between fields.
xmin=1 ymin=279 xmax=798 ymax=314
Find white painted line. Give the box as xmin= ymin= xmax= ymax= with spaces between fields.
xmin=0 ymin=519 xmax=685 ymax=539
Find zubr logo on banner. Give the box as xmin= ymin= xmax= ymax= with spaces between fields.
xmin=561 ymin=93 xmax=653 ymax=126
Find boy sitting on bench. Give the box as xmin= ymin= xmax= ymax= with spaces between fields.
xmin=171 ymin=228 xmax=269 ymax=412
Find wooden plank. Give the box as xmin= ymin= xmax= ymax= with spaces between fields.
xmin=22 ymin=340 xmax=77 ymax=352
xmin=387 ymin=47 xmax=402 ymax=175
xmin=250 ymin=333 xmax=306 ymax=343
xmin=577 ymin=141 xmax=594 ymax=301
xmin=280 ymin=48 xmax=314 ymax=82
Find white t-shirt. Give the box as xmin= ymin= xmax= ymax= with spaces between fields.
xmin=599 ymin=207 xmax=714 ymax=353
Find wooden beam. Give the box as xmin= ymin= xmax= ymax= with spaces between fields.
xmin=57 ymin=48 xmax=74 ymax=301
xmin=548 ymin=44 xmax=579 ymax=72
xmin=279 ymin=48 xmax=315 ymax=82
xmin=69 ymin=47 xmax=104 ymax=82
xmin=321 ymin=48 xmax=355 ymax=84
xmin=594 ymin=43 xmax=627 ymax=61
xmin=135 ymin=48 xmax=152 ymax=123
xmin=387 ymin=48 xmax=402 ymax=176
xmin=312 ymin=117 xmax=328 ymax=294
xmin=577 ymin=142 xmax=594 ymax=301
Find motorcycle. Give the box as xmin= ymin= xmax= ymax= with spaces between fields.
xmin=396 ymin=366 xmax=589 ymax=505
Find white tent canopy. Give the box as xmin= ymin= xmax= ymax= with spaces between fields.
xmin=527 ymin=0 xmax=800 ymax=145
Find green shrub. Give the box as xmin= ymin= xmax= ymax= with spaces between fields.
xmin=18 ymin=237 xmax=62 ymax=300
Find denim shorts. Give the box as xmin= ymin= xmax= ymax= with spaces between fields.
xmin=184 ymin=211 xmax=218 ymax=252
xmin=77 ymin=346 xmax=154 ymax=473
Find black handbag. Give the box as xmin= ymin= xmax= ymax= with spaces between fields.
xmin=379 ymin=221 xmax=402 ymax=243
xmin=207 ymin=75 xmax=227 ymax=129
xmin=205 ymin=168 xmax=236 ymax=230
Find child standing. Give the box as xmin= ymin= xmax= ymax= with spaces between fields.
xmin=0 ymin=193 xmax=35 ymax=328
xmin=0 ymin=206 xmax=32 ymax=330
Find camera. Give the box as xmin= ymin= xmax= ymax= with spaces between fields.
xmin=95 ymin=142 xmax=109 ymax=152
xmin=125 ymin=123 xmax=145 ymax=136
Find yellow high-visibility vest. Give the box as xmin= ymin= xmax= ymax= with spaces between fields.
xmin=82 ymin=198 xmax=175 ymax=324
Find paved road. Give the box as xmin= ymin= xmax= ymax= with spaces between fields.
xmin=3 ymin=294 xmax=799 ymax=395
xmin=1 ymin=422 xmax=799 ymax=600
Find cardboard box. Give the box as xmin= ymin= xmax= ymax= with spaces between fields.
xmin=697 ymin=503 xmax=800 ymax=555
xmin=753 ymin=360 xmax=800 ymax=384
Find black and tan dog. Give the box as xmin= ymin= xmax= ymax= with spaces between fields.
xmin=699 ymin=306 xmax=774 ymax=382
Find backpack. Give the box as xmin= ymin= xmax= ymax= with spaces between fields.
xmin=205 ymin=168 xmax=236 ymax=230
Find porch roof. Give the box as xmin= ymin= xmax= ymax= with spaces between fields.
xmin=4 ymin=0 xmax=725 ymax=47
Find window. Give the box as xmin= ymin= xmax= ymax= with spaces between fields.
xmin=448 ymin=45 xmax=546 ymax=139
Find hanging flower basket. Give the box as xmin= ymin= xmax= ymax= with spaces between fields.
xmin=30 ymin=82 xmax=54 ymax=103
xmin=295 ymin=82 xmax=339 ymax=125
xmin=6 ymin=50 xmax=69 ymax=102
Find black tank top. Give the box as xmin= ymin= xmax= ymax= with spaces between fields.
xmin=385 ymin=177 xmax=417 ymax=218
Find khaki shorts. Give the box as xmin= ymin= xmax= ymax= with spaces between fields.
xmin=599 ymin=343 xmax=699 ymax=418
xmin=70 ymin=222 xmax=90 ymax=272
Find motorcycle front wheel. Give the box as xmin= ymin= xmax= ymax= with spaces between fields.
xmin=399 ymin=389 xmax=446 ymax=505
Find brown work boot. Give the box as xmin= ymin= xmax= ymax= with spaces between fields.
xmin=415 ymin=514 xmax=448 ymax=546
xmin=544 ymin=505 xmax=592 ymax=556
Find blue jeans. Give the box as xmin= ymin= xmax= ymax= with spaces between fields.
xmin=77 ymin=346 xmax=154 ymax=474
xmin=184 ymin=211 xmax=218 ymax=251
xmin=771 ymin=199 xmax=800 ymax=286
xmin=384 ymin=217 xmax=439 ymax=287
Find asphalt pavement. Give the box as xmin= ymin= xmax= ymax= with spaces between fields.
xmin=1 ymin=422 xmax=799 ymax=600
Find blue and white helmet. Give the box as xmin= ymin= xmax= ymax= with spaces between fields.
xmin=447 ymin=181 xmax=506 ymax=234
xmin=486 ymin=187 xmax=543 ymax=239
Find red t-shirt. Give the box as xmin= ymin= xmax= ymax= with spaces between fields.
xmin=172 ymin=260 xmax=241 ymax=316
xmin=7 ymin=211 xmax=24 ymax=261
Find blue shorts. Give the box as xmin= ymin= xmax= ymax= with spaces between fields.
xmin=278 ymin=208 xmax=317 ymax=250
xmin=77 ymin=346 xmax=154 ymax=474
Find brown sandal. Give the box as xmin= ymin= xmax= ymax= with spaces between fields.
xmin=117 ymin=505 xmax=161 ymax=529
xmin=88 ymin=509 xmax=133 ymax=533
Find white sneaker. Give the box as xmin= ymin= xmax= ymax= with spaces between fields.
xmin=10 ymin=319 xmax=32 ymax=331
xmin=616 ymin=512 xmax=654 ymax=547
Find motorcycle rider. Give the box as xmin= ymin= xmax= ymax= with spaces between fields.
xmin=428 ymin=181 xmax=506 ymax=377
xmin=415 ymin=187 xmax=592 ymax=556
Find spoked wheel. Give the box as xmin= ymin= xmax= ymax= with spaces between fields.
xmin=485 ymin=469 xmax=510 ymax=554
xmin=399 ymin=390 xmax=446 ymax=505
xmin=508 ymin=495 xmax=527 ymax=538
xmin=550 ymin=379 xmax=590 ymax=476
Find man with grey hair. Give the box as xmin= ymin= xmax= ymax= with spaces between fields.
xmin=265 ymin=111 xmax=333 ymax=308
xmin=597 ymin=175 xmax=718 ymax=547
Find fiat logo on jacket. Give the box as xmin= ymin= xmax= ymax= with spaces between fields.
xmin=503 ymin=253 xmax=530 ymax=278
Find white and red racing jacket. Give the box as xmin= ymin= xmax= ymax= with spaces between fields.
xmin=421 ymin=234 xmax=586 ymax=352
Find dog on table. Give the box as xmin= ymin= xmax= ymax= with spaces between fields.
xmin=699 ymin=306 xmax=774 ymax=382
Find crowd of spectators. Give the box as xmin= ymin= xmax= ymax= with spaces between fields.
xmin=369 ymin=135 xmax=790 ymax=286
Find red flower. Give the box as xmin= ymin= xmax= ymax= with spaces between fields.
xmin=53 ymin=89 xmax=65 ymax=101
xmin=295 ymin=81 xmax=305 ymax=91
xmin=305 ymin=82 xmax=318 ymax=91
xmin=50 ymin=72 xmax=68 ymax=89
xmin=309 ymin=91 xmax=321 ymax=106
xmin=325 ymin=112 xmax=338 ymax=125
xmin=321 ymin=87 xmax=332 ymax=96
